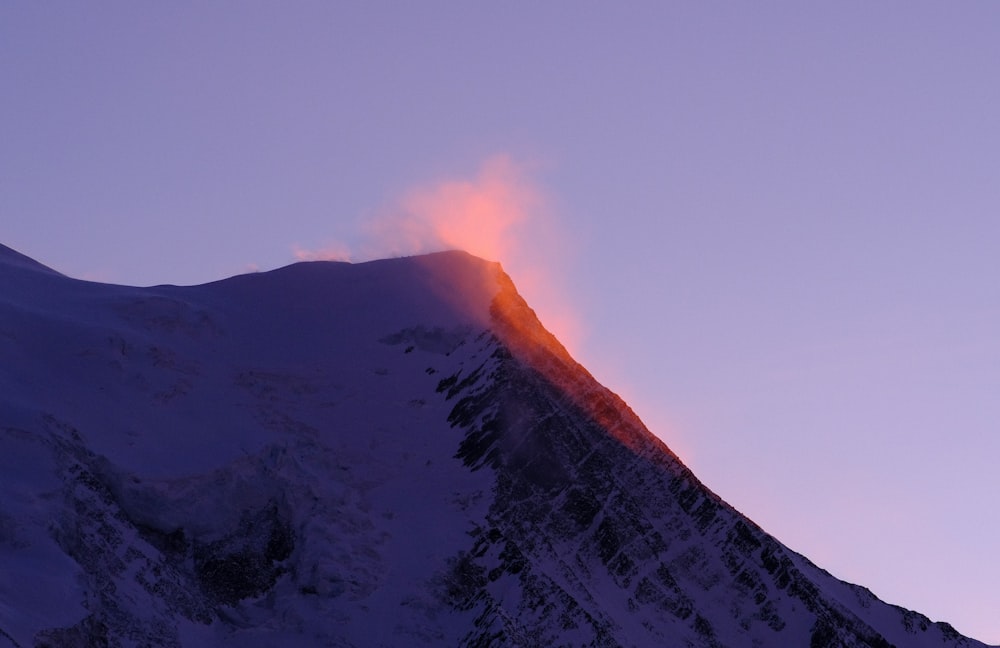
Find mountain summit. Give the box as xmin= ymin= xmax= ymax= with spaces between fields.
xmin=0 ymin=246 xmax=986 ymax=647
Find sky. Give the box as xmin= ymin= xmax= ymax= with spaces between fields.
xmin=2 ymin=2 xmax=999 ymax=642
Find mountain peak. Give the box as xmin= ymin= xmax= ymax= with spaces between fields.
xmin=0 ymin=246 xmax=988 ymax=647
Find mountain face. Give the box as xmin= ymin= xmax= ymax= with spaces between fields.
xmin=0 ymin=243 xmax=986 ymax=648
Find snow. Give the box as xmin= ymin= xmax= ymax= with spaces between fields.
xmin=0 ymin=248 xmax=508 ymax=645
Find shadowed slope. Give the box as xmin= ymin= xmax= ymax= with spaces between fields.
xmin=0 ymin=242 xmax=63 ymax=276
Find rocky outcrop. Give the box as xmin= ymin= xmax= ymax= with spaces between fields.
xmin=428 ymin=277 xmax=984 ymax=647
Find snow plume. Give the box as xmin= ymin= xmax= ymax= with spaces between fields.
xmin=364 ymin=154 xmax=538 ymax=262
xmin=294 ymin=155 xmax=537 ymax=263
xmin=292 ymin=243 xmax=351 ymax=263
xmin=296 ymin=155 xmax=581 ymax=353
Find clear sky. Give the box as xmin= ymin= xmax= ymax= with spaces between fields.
xmin=3 ymin=3 xmax=999 ymax=642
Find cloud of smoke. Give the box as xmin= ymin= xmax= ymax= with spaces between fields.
xmin=294 ymin=154 xmax=581 ymax=353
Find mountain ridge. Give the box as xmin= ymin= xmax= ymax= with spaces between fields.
xmin=0 ymin=243 xmax=63 ymax=277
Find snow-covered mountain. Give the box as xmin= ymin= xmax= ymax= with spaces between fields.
xmin=0 ymin=243 xmax=987 ymax=647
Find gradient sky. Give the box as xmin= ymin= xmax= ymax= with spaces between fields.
xmin=3 ymin=3 xmax=999 ymax=642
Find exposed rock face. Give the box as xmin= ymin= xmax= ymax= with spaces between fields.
xmin=0 ymin=246 xmax=988 ymax=647
xmin=433 ymin=329 xmax=976 ymax=648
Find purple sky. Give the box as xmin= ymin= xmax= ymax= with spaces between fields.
xmin=3 ymin=3 xmax=999 ymax=642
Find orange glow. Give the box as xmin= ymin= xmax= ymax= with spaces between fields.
xmin=289 ymin=155 xmax=537 ymax=264
xmin=488 ymin=266 xmax=681 ymax=464
xmin=363 ymin=154 xmax=539 ymax=262
xmin=407 ymin=251 xmax=677 ymax=462
xmin=293 ymin=155 xmax=681 ymax=464
xmin=501 ymin=263 xmax=583 ymax=358
xmin=294 ymin=154 xmax=582 ymax=355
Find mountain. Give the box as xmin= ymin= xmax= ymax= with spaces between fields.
xmin=0 ymin=245 xmax=987 ymax=647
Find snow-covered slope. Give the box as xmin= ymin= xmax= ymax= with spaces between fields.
xmin=0 ymin=245 xmax=988 ymax=647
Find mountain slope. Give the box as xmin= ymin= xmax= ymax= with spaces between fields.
xmin=0 ymin=246 xmax=987 ymax=647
